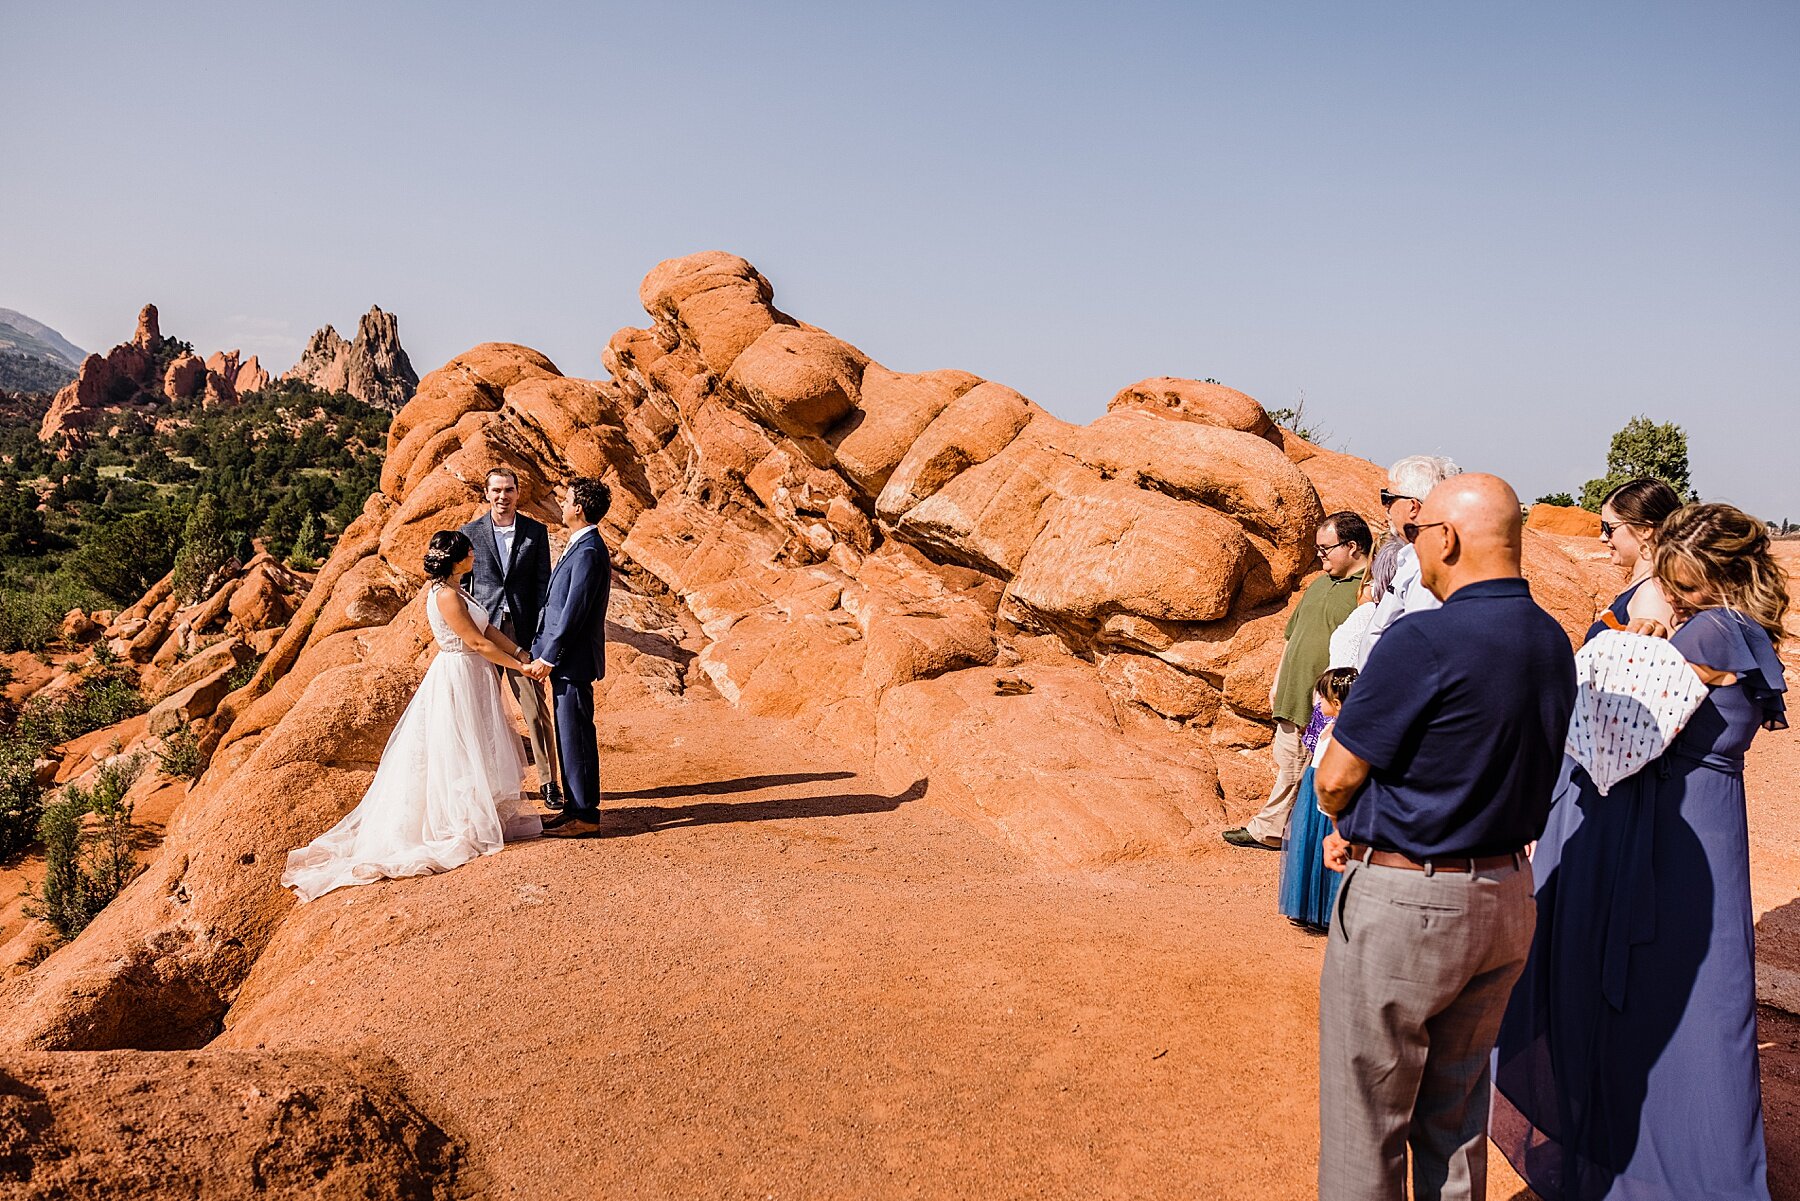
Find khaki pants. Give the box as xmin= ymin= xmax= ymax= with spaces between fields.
xmin=498 ymin=614 xmax=558 ymax=793
xmin=1246 ymin=719 xmax=1307 ymax=844
xmin=1319 ymin=855 xmax=1535 ymax=1201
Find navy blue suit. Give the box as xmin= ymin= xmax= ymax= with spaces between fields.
xmin=532 ymin=528 xmax=610 ymax=818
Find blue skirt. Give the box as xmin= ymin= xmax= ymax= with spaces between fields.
xmin=1278 ymin=766 xmax=1340 ymax=928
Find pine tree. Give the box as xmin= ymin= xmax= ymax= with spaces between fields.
xmin=288 ymin=511 xmax=324 ymax=571
xmin=171 ymin=494 xmax=234 ymax=601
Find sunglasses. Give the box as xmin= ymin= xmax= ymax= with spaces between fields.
xmin=1380 ymin=489 xmax=1418 ymax=508
xmin=1402 ymin=520 xmax=1448 ymax=542
xmin=1598 ymin=519 xmax=1640 ymax=539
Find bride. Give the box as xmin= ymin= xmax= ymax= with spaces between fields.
xmin=282 ymin=530 xmax=544 ymax=902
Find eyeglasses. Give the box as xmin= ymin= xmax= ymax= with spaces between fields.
xmin=1315 ymin=540 xmax=1349 ymax=558
xmin=1380 ymin=489 xmax=1418 ymax=508
xmin=1402 ymin=520 xmax=1448 ymax=542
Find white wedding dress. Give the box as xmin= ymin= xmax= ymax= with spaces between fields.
xmin=282 ymin=583 xmax=543 ymax=902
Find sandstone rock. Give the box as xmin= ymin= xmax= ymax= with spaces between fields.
xmin=830 ymin=366 xmax=982 ymax=495
xmin=131 ymin=303 xmax=161 ymax=350
xmin=284 ymin=307 xmax=419 ymax=411
xmin=639 ymin=251 xmax=784 ymax=374
xmin=147 ymin=660 xmax=241 ymax=736
xmin=162 ymin=351 xmax=206 ymax=400
xmin=0 ymin=251 xmax=1618 ymax=1066
xmin=226 ymin=558 xmax=302 ymax=633
xmin=876 ymin=382 xmax=1041 ymax=520
xmin=1527 ymin=502 xmax=1603 ymax=538
xmin=1008 ymin=484 xmax=1253 ymax=628
xmin=1107 ymin=377 xmax=1278 ymax=441
xmin=873 ymin=663 xmax=1221 ymax=865
xmin=155 ymin=638 xmax=252 ymax=703
xmin=60 ymin=608 xmax=100 ymax=643
xmin=234 ymin=353 xmax=269 ymax=394
xmin=722 ymin=326 xmax=869 ymax=438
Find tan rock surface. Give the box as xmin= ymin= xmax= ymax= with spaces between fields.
xmin=0 ymin=253 xmax=1658 ymax=1200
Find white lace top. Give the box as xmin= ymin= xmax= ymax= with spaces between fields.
xmin=426 ymin=583 xmax=490 ymax=655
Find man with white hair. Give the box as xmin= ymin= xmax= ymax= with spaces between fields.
xmin=1355 ymin=454 xmax=1462 ymax=669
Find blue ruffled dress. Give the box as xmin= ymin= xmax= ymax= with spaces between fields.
xmin=1493 ymin=608 xmax=1788 ymax=1200
xmin=1278 ymin=706 xmax=1339 ymax=929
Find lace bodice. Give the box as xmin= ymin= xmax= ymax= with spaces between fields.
xmin=426 ymin=583 xmax=489 ymax=654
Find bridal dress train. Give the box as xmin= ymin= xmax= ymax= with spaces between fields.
xmin=282 ymin=583 xmax=543 ymax=902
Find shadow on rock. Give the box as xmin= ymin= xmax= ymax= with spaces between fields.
xmin=598 ymin=777 xmax=927 ymax=835
xmin=607 ymin=770 xmax=858 ymax=801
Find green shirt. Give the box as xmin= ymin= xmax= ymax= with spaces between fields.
xmin=1272 ymin=568 xmax=1365 ymax=726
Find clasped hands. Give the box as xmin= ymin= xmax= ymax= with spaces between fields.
xmin=519 ymin=656 xmax=553 ymax=682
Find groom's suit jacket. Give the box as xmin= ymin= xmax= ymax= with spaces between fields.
xmin=459 ymin=511 xmax=552 ymax=637
xmin=533 ymin=529 xmax=611 ymax=683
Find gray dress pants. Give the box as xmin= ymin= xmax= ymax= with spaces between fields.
xmin=498 ymin=614 xmax=558 ymax=793
xmin=1319 ymin=854 xmax=1535 ymax=1201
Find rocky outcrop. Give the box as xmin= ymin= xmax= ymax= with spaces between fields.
xmin=0 ymin=251 xmax=1605 ymax=1055
xmin=38 ymin=304 xmax=270 ymax=443
xmin=0 ymin=1047 xmax=475 ymax=1197
xmin=1527 ymin=501 xmax=1603 ymax=538
xmin=284 ymin=306 xmax=419 ymax=410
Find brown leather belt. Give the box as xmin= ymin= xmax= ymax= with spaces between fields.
xmin=1346 ymin=844 xmax=1524 ymax=873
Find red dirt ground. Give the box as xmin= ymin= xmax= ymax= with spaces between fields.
xmin=195 ymin=684 xmax=1797 ymax=1200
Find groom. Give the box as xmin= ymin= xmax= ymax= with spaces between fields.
xmin=525 ymin=478 xmax=612 ymax=838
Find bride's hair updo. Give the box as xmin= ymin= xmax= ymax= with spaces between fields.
xmin=423 ymin=530 xmax=473 ymax=581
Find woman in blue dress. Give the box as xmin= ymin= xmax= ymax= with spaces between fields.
xmin=1278 ymin=667 xmax=1357 ymax=932
xmin=1493 ymin=503 xmax=1790 ymax=1200
xmin=1585 ymin=478 xmax=1683 ymax=644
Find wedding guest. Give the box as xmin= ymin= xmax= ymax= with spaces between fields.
xmin=1314 ymin=473 xmax=1576 ymax=1201
xmin=461 ymin=467 xmax=560 ymax=807
xmin=1329 ymin=538 xmax=1401 ymax=671
xmin=1356 ymin=454 xmax=1462 ymax=669
xmin=1277 ymin=666 xmax=1356 ymax=932
xmin=1493 ymin=502 xmax=1789 ymax=1201
xmin=1224 ymin=511 xmax=1370 ymax=850
xmin=1584 ymin=477 xmax=1682 ymax=644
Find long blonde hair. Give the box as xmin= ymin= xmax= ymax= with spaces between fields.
xmin=1653 ymin=503 xmax=1790 ymax=648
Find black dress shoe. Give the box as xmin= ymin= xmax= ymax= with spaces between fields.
xmin=542 ymin=783 xmax=564 ymax=811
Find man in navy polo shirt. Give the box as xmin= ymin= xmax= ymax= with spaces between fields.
xmin=1312 ymin=473 xmax=1576 ymax=1201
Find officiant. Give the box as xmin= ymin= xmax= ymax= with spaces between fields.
xmin=462 ymin=467 xmax=561 ymax=808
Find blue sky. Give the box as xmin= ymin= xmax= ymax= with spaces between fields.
xmin=5 ymin=1 xmax=1796 ymax=517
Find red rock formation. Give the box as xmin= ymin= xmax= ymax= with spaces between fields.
xmin=284 ymin=306 xmax=419 ymax=410
xmin=0 ymin=252 xmax=1605 ymax=1059
xmin=162 ymin=351 xmax=206 ymax=401
xmin=1527 ymin=501 xmax=1603 ymax=538
xmin=234 ymin=353 xmax=269 ymax=394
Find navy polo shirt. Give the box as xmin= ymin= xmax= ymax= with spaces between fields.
xmin=1330 ymin=577 xmax=1576 ymax=858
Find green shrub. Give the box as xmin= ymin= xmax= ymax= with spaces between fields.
xmin=0 ymin=577 xmax=100 ymax=653
xmin=26 ymin=754 xmax=144 ymax=940
xmin=155 ymin=723 xmax=203 ymax=781
xmin=0 ymin=744 xmax=44 ymax=862
xmin=223 ymin=656 xmax=262 ymax=694
xmin=12 ymin=673 xmax=143 ymax=750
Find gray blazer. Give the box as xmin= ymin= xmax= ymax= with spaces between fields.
xmin=458 ymin=511 xmax=552 ymax=636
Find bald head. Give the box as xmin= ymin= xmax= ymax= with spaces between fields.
xmin=1414 ymin=473 xmax=1525 ymax=599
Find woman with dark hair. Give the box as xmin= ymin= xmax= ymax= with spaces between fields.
xmin=282 ymin=530 xmax=543 ymax=901
xmin=1586 ymin=478 xmax=1684 ymax=643
xmin=1494 ymin=503 xmax=1789 ymax=1200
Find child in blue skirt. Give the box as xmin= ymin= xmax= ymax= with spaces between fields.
xmin=1278 ymin=667 xmax=1357 ymax=932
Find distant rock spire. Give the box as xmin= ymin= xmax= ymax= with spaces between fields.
xmin=283 ymin=306 xmax=418 ymax=411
